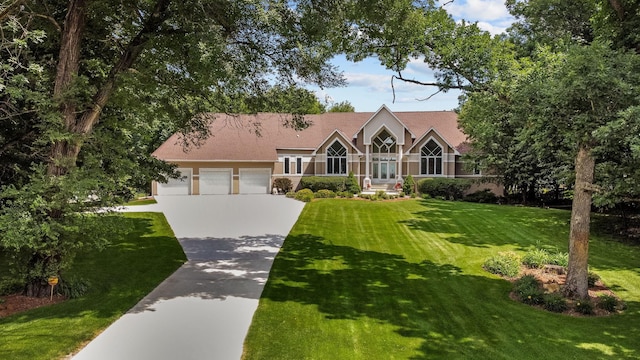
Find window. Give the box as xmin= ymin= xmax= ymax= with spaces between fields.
xmin=373 ymin=129 xmax=396 ymax=159
xmin=327 ymin=141 xmax=347 ymax=174
xmin=284 ymin=157 xmax=302 ymax=174
xmin=296 ymin=157 xmax=303 ymax=174
xmin=421 ymin=140 xmax=443 ymax=175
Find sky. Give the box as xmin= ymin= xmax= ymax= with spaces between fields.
xmin=311 ymin=0 xmax=515 ymax=113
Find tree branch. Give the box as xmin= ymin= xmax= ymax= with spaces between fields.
xmin=75 ymin=0 xmax=172 ymax=134
xmin=0 ymin=0 xmax=25 ymax=22
xmin=608 ymin=0 xmax=625 ymax=20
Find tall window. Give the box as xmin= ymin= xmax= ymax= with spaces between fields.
xmin=327 ymin=141 xmax=347 ymax=174
xmin=421 ymin=140 xmax=443 ymax=175
xmin=372 ymin=129 xmax=397 ymax=180
xmin=284 ymin=157 xmax=302 ymax=174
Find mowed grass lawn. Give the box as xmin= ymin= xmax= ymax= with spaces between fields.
xmin=244 ymin=199 xmax=640 ymax=359
xmin=0 ymin=212 xmax=186 ymax=360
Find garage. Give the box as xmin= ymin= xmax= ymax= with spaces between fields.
xmin=199 ymin=169 xmax=232 ymax=195
xmin=239 ymin=169 xmax=271 ymax=194
xmin=157 ymin=168 xmax=192 ymax=195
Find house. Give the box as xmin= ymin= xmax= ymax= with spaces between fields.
xmin=151 ymin=105 xmax=501 ymax=195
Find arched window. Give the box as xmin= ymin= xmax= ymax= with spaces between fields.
xmin=421 ymin=140 xmax=442 ymax=175
xmin=372 ymin=129 xmax=397 ymax=180
xmin=327 ymin=141 xmax=347 ymax=174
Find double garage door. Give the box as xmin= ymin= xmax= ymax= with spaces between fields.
xmin=201 ymin=168 xmax=270 ymax=194
xmin=157 ymin=168 xmax=271 ymax=195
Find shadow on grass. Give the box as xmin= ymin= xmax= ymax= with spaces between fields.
xmin=260 ymin=233 xmax=640 ymax=359
xmin=0 ymin=214 xmax=186 ymax=324
xmin=399 ymin=200 xmax=571 ymax=250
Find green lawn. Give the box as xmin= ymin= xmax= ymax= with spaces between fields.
xmin=0 ymin=212 xmax=186 ymax=360
xmin=124 ymin=198 xmax=157 ymax=206
xmin=243 ymin=199 xmax=640 ymax=359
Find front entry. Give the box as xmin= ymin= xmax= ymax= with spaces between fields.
xmin=372 ymin=129 xmax=397 ymax=182
xmin=372 ymin=159 xmax=396 ymax=181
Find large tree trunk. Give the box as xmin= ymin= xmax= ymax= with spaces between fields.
xmin=563 ymin=145 xmax=596 ymax=299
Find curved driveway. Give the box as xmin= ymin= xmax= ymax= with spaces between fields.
xmin=72 ymin=195 xmax=305 ymax=360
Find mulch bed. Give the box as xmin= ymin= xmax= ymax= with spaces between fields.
xmin=0 ymin=293 xmax=66 ymax=318
xmin=508 ymin=266 xmax=623 ymax=317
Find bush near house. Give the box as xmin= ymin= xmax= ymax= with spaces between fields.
xmin=300 ymin=176 xmax=348 ymax=192
xmin=294 ymin=189 xmax=314 ymax=202
xmin=402 ymin=174 xmax=415 ymax=195
xmin=315 ymin=189 xmax=337 ymax=198
xmin=417 ymin=178 xmax=471 ymax=200
xmin=273 ymin=178 xmax=293 ymax=193
xmin=346 ymin=172 xmax=361 ymax=194
xmin=463 ymin=189 xmax=498 ymax=203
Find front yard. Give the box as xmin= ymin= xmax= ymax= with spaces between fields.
xmin=0 ymin=212 xmax=186 ymax=359
xmin=243 ymin=199 xmax=640 ymax=359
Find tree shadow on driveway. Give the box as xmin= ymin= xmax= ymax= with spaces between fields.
xmin=129 ymin=234 xmax=285 ymax=313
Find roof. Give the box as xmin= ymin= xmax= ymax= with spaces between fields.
xmin=152 ymin=110 xmax=466 ymax=161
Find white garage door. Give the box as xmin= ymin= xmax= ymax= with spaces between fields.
xmin=157 ymin=168 xmax=191 ymax=195
xmin=239 ymin=169 xmax=271 ymax=194
xmin=200 ymin=169 xmax=232 ymax=195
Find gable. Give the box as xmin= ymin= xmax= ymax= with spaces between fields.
xmin=360 ymin=106 xmax=410 ymax=146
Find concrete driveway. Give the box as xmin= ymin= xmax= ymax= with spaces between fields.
xmin=72 ymin=195 xmax=305 ymax=360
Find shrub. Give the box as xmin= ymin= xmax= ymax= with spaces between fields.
xmin=598 ymin=295 xmax=618 ymax=312
xmin=315 ymin=189 xmax=336 ymax=198
xmin=483 ymin=251 xmax=521 ymax=278
xmin=58 ymin=277 xmax=91 ymax=299
xmin=273 ymin=178 xmax=293 ymax=193
xmin=398 ymin=191 xmax=405 ymax=197
xmin=417 ymin=178 xmax=471 ymax=200
xmin=548 ymin=252 xmax=568 ymax=267
xmin=300 ymin=176 xmax=347 ymax=192
xmin=0 ymin=278 xmax=24 ymax=296
xmin=522 ymin=248 xmax=569 ymax=269
xmin=522 ymin=248 xmax=550 ymax=269
xmin=402 ymin=174 xmax=415 ymax=195
xmin=337 ymin=191 xmax=353 ymax=198
xmin=375 ymin=190 xmax=388 ymax=200
xmin=285 ymin=191 xmax=296 ymax=198
xmin=346 ymin=172 xmax=361 ymax=194
xmin=294 ymin=189 xmax=314 ymax=202
xmin=513 ymin=275 xmax=544 ymax=305
xmin=588 ymin=272 xmax=600 ymax=287
xmin=463 ymin=189 xmax=498 ymax=203
xmin=543 ymin=293 xmax=568 ymax=313
xmin=575 ymin=299 xmax=594 ymax=315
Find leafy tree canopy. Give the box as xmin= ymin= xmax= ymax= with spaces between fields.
xmin=327 ymin=100 xmax=355 ymax=112
xmin=0 ymin=0 xmax=347 ymax=295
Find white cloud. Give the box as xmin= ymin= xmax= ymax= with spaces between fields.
xmin=440 ymin=0 xmax=514 ymax=34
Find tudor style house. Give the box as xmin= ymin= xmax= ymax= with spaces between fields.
xmin=151 ymin=105 xmax=499 ymax=195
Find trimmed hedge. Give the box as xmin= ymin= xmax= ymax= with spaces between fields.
xmin=417 ymin=178 xmax=471 ymax=200
xmin=300 ymin=176 xmax=348 ymax=192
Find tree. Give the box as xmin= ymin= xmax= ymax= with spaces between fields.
xmin=332 ymin=0 xmax=640 ymax=299
xmin=327 ymin=100 xmax=355 ymax=112
xmin=0 ymin=0 xmax=344 ymax=296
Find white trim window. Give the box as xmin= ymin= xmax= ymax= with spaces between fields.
xmin=327 ymin=141 xmax=347 ymax=174
xmin=421 ymin=139 xmax=443 ymax=175
xmin=284 ymin=157 xmax=302 ymax=175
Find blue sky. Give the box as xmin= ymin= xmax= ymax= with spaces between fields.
xmin=311 ymin=0 xmax=515 ymax=112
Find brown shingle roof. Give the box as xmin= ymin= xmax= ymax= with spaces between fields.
xmin=152 ymin=111 xmax=466 ymax=161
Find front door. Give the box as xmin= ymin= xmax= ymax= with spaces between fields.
xmin=373 ymin=160 xmax=396 ymax=181
xmin=372 ymin=129 xmax=397 ymax=182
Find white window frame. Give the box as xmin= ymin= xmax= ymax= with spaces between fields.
xmin=326 ymin=140 xmax=348 ymax=175
xmin=284 ymin=156 xmax=303 ymax=175
xmin=421 ymin=139 xmax=443 ymax=175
